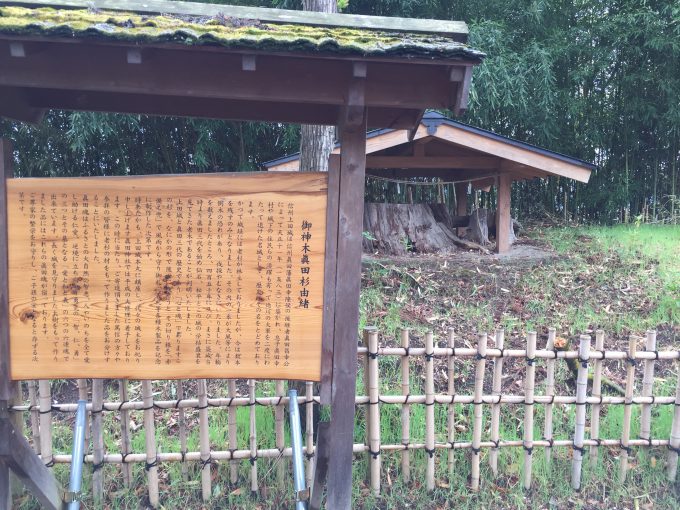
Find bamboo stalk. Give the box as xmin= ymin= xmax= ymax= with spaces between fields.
xmin=362 ymin=326 xmax=374 ymax=483
xmin=28 ymin=380 xmax=40 ymax=455
xmin=198 ymin=379 xmax=211 ymax=502
xmin=400 ymin=328 xmax=411 ymax=482
xmin=447 ymin=329 xmax=456 ymax=475
xmin=523 ymin=331 xmax=537 ymax=490
xmin=77 ymin=378 xmax=90 ymax=444
xmin=228 ymin=379 xmax=239 ymax=484
xmin=38 ymin=380 xmax=52 ymax=469
xmin=640 ymin=330 xmax=657 ymax=442
xmin=620 ymin=336 xmax=638 ymax=482
xmin=305 ymin=381 xmax=314 ymax=488
xmin=543 ymin=328 xmax=556 ymax=465
xmin=118 ymin=380 xmax=132 ymax=487
xmin=470 ymin=333 xmax=487 ymax=492
xmin=177 ymin=380 xmax=188 ymax=480
xmin=571 ymin=334 xmax=591 ymax=490
xmin=249 ymin=379 xmax=258 ymax=495
xmin=425 ymin=330 xmax=435 ymax=492
xmin=92 ymin=378 xmax=105 ymax=506
xmin=590 ymin=330 xmax=605 ymax=466
xmin=142 ymin=380 xmax=159 ymax=507
xmin=368 ymin=328 xmax=381 ymax=494
xmin=275 ymin=380 xmax=286 ymax=485
xmin=667 ymin=361 xmax=680 ymax=481
xmin=489 ymin=329 xmax=504 ymax=475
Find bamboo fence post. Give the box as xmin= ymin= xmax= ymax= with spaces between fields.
xmin=228 ymin=379 xmax=239 ymax=484
xmin=177 ymin=380 xmax=188 ymax=480
xmin=667 ymin=362 xmax=680 ymax=481
xmin=249 ymin=379 xmax=258 ymax=495
xmin=362 ymin=326 xmax=374 ymax=482
xmin=639 ymin=330 xmax=657 ymax=443
xmin=38 ymin=380 xmax=53 ymax=469
xmin=367 ymin=328 xmax=381 ymax=494
xmin=571 ymin=334 xmax=591 ymax=490
xmin=142 ymin=380 xmax=159 ymax=507
xmin=77 ymin=378 xmax=90 ymax=443
xmin=275 ymin=380 xmax=286 ymax=485
xmin=543 ymin=328 xmax=556 ymax=465
xmin=198 ymin=379 xmax=211 ymax=502
xmin=489 ymin=328 xmax=504 ymax=475
xmin=620 ymin=336 xmax=638 ymax=482
xmin=92 ymin=378 xmax=105 ymax=506
xmin=447 ymin=329 xmax=456 ymax=475
xmin=118 ymin=379 xmax=132 ymax=487
xmin=400 ymin=328 xmax=411 ymax=482
xmin=27 ymin=380 xmax=40 ymax=455
xmin=470 ymin=333 xmax=487 ymax=492
xmin=523 ymin=331 xmax=537 ymax=491
xmin=305 ymin=381 xmax=314 ymax=488
xmin=425 ymin=330 xmax=435 ymax=492
xmin=590 ymin=330 xmax=605 ymax=466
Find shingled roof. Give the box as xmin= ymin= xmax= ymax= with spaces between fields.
xmin=0 ymin=2 xmax=484 ymax=59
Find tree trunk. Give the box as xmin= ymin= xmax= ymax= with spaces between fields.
xmin=469 ymin=208 xmax=490 ymax=245
xmin=298 ymin=0 xmax=337 ymax=173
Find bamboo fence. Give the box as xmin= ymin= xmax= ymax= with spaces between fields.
xmin=8 ymin=327 xmax=680 ymax=505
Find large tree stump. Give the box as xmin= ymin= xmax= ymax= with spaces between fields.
xmin=468 ymin=208 xmax=490 ymax=245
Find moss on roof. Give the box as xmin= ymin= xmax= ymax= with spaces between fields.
xmin=0 ymin=6 xmax=484 ymax=59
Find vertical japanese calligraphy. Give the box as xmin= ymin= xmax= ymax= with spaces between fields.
xmin=7 ymin=173 xmax=328 ymax=381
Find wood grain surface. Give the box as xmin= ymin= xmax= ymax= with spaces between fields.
xmin=7 ymin=172 xmax=328 ymax=381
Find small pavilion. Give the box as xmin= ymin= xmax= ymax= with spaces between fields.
xmin=266 ymin=111 xmax=595 ymax=253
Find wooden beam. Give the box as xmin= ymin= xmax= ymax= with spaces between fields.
xmin=3 ymin=0 xmax=469 ymax=40
xmin=367 ymin=168 xmax=500 ymax=181
xmin=495 ymin=173 xmax=512 ymax=254
xmin=0 ymin=87 xmax=45 ymax=124
xmin=365 ymin=155 xmax=498 ymax=169
xmin=0 ymin=419 xmax=63 ymax=510
xmin=0 ymin=140 xmax=11 ymax=402
xmin=0 ymin=41 xmax=456 ymax=111
xmin=327 ymin=82 xmax=367 ymax=510
xmin=436 ymin=124 xmax=592 ymax=183
xmin=453 ymin=65 xmax=473 ymax=116
xmin=455 ymin=182 xmax=468 ymax=237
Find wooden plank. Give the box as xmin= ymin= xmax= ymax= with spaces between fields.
xmin=366 ymin=155 xmax=498 ymax=169
xmin=326 ymin=91 xmax=367 ymax=509
xmin=2 ymin=0 xmax=469 ymax=40
xmin=0 ymin=419 xmax=63 ymax=510
xmin=0 ymin=139 xmax=12 ymax=402
xmin=320 ymin=155 xmax=340 ymax=405
xmin=7 ymin=172 xmax=328 ymax=381
xmin=495 ymin=173 xmax=511 ymax=254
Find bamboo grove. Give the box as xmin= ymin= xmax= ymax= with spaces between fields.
xmin=1 ymin=0 xmax=678 ymax=224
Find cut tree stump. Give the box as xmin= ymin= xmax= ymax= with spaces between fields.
xmin=468 ymin=208 xmax=490 ymax=245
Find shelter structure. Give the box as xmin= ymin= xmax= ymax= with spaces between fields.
xmin=0 ymin=1 xmax=483 ymax=509
xmin=266 ymin=111 xmax=595 ymax=253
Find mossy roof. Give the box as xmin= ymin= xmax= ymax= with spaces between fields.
xmin=0 ymin=6 xmax=484 ymax=59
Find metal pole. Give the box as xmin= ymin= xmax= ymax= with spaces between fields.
xmin=67 ymin=400 xmax=87 ymax=510
xmin=288 ymin=389 xmax=308 ymax=510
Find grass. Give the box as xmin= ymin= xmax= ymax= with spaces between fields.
xmin=12 ymin=225 xmax=680 ymax=508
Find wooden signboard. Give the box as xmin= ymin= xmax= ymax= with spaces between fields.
xmin=6 ymin=172 xmax=328 ymax=381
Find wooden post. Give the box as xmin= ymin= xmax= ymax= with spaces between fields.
xmin=92 ymin=378 xmax=105 ymax=506
xmin=620 ymin=336 xmax=637 ymax=482
xmin=275 ymin=380 xmax=286 ymax=485
xmin=495 ymin=174 xmax=512 ymax=254
xmin=455 ymin=182 xmax=468 ymax=237
xmin=543 ymin=328 xmax=556 ymax=465
xmin=142 ymin=380 xmax=159 ymax=507
xmin=590 ymin=330 xmax=604 ymax=467
xmin=470 ymin=333 xmax=487 ymax=491
xmin=667 ymin=361 xmax=680 ymax=481
xmin=571 ymin=335 xmax=590 ymax=490
xmin=489 ymin=329 xmax=504 ymax=475
xmin=249 ymin=379 xmax=258 ymax=496
xmin=523 ymin=331 xmax=537 ymax=490
xmin=367 ymin=328 xmax=381 ymax=495
xmin=400 ymin=328 xmax=411 ymax=482
xmin=640 ymin=330 xmax=657 ymax=443
xmin=198 ymin=379 xmax=211 ymax=502
xmin=177 ymin=381 xmax=188 ymax=481
xmin=424 ymin=331 xmax=435 ymax=492
xmin=228 ymin=380 xmax=238 ymax=484
xmin=447 ymin=329 xmax=456 ymax=475
xmin=0 ymin=140 xmax=12 ymax=404
xmin=119 ymin=380 xmax=132 ymax=487
xmin=326 ymin=76 xmax=367 ymax=510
